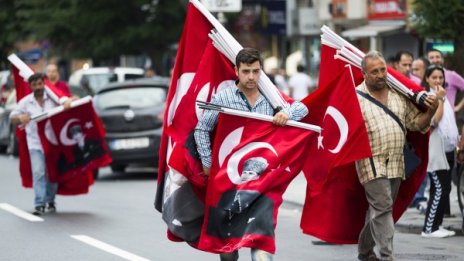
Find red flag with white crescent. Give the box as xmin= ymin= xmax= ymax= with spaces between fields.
xmin=10 ymin=57 xmax=100 ymax=195
xmin=36 ymin=102 xmax=111 ymax=195
xmin=155 ymin=2 xmax=236 ymax=246
xmin=198 ymin=114 xmax=313 ymax=254
xmin=299 ymin=44 xmax=429 ymax=243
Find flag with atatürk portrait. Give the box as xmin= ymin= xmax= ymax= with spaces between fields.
xmin=36 ymin=101 xmax=111 ymax=195
xmin=198 ymin=113 xmax=313 ymax=254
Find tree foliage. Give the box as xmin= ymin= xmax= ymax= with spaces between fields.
xmin=1 ymin=0 xmax=188 ymax=69
xmin=412 ymin=0 xmax=464 ymax=72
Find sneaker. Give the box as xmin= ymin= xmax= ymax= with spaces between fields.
xmin=47 ymin=203 xmax=56 ymax=213
xmin=421 ymin=230 xmax=452 ymax=238
xmin=416 ymin=202 xmax=427 ymax=214
xmin=32 ymin=206 xmax=45 ymax=216
xmin=358 ymin=250 xmax=379 ymax=261
xmin=438 ymin=227 xmax=456 ymax=237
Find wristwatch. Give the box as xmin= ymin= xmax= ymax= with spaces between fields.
xmin=437 ymin=96 xmax=445 ymax=102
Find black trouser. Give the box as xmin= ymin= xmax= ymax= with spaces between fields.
xmin=423 ymin=169 xmax=453 ymax=233
xmin=444 ymin=151 xmax=455 ymax=215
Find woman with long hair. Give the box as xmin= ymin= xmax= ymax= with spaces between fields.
xmin=421 ymin=65 xmax=458 ymax=238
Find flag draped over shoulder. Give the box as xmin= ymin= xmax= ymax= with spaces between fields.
xmin=36 ymin=101 xmax=111 ymax=195
xmin=299 ymin=44 xmax=430 ymax=243
xmin=155 ymin=2 xmax=236 ymax=245
xmin=198 ymin=113 xmax=313 ymax=254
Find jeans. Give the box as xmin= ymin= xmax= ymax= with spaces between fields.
xmin=30 ymin=149 xmax=57 ymax=207
xmin=411 ymin=175 xmax=428 ymax=207
xmin=220 ymin=249 xmax=273 ymax=261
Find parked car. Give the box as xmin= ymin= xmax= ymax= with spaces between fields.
xmin=68 ymin=67 xmax=144 ymax=95
xmin=92 ymin=78 xmax=169 ymax=174
xmin=0 ymin=89 xmax=18 ymax=155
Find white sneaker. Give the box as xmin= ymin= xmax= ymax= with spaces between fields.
xmin=438 ymin=227 xmax=456 ymax=236
xmin=421 ymin=230 xmax=451 ymax=238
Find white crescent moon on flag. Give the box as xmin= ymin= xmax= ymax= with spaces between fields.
xmin=59 ymin=118 xmax=80 ymax=146
xmin=195 ymin=82 xmax=210 ymax=121
xmin=44 ymin=120 xmax=58 ymax=145
xmin=215 ymin=80 xmax=236 ymax=94
xmin=227 ymin=142 xmax=278 ymax=185
xmin=324 ymin=106 xmax=348 ymax=154
xmin=218 ymin=127 xmax=244 ymax=167
xmin=167 ymin=73 xmax=195 ymax=127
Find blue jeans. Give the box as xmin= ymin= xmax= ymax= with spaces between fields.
xmin=220 ymin=249 xmax=273 ymax=261
xmin=30 ymin=149 xmax=57 ymax=207
xmin=411 ymin=175 xmax=428 ymax=207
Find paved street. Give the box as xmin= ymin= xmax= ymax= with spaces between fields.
xmin=0 ymin=154 xmax=463 ymax=260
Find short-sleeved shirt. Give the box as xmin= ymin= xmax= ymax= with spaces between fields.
xmin=444 ymin=69 xmax=464 ymax=105
xmin=355 ymin=82 xmax=429 ymax=184
xmin=10 ymin=91 xmax=60 ymax=151
xmin=288 ymin=72 xmax=315 ymax=100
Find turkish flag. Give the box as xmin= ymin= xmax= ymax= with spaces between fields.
xmin=299 ymin=44 xmax=429 ymax=243
xmin=198 ymin=114 xmax=313 ymax=254
xmin=36 ymin=101 xmax=111 ymax=195
xmin=11 ymin=65 xmax=68 ymax=188
xmin=12 ymin=66 xmax=33 ymax=187
xmin=155 ymin=2 xmax=237 ymax=246
xmin=301 ymin=65 xmax=371 ymax=193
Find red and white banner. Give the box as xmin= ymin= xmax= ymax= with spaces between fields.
xmin=299 ymin=44 xmax=430 ymax=243
xmin=155 ymin=3 xmax=236 ymax=245
xmin=198 ymin=113 xmax=313 ymax=254
xmin=36 ymin=102 xmax=111 ymax=195
xmin=10 ymin=55 xmax=105 ymax=195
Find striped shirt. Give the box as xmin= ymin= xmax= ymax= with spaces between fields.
xmin=355 ymin=82 xmax=429 ymax=184
xmin=194 ymin=85 xmax=309 ymax=168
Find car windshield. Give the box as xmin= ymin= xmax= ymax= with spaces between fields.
xmin=96 ymin=87 xmax=166 ymax=110
xmin=83 ymin=73 xmax=118 ymax=93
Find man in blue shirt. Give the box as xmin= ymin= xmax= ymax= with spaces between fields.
xmin=194 ymin=48 xmax=308 ymax=261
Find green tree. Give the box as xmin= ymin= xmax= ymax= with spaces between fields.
xmin=12 ymin=0 xmax=187 ymax=72
xmin=412 ymin=0 xmax=464 ymax=73
xmin=0 ymin=0 xmax=30 ymax=70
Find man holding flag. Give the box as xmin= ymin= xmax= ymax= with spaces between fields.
xmin=355 ymin=51 xmax=438 ymax=261
xmin=194 ymin=48 xmax=308 ymax=261
xmin=10 ymin=73 xmax=75 ymax=215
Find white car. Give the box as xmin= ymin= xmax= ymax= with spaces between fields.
xmin=68 ymin=67 xmax=144 ymax=94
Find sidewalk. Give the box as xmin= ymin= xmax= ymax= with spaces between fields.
xmin=282 ymin=174 xmax=463 ymax=235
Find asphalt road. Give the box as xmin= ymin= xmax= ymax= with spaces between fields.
xmin=0 ymin=154 xmax=463 ymax=261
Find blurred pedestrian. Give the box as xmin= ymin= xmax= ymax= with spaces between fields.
xmin=412 ymin=57 xmax=429 ymax=81
xmin=428 ymin=49 xmax=464 ymax=217
xmin=355 ymin=51 xmax=438 ymax=260
xmin=9 ymin=73 xmax=75 ymax=215
xmin=145 ymin=66 xmax=162 ymax=80
xmin=270 ymin=67 xmax=289 ymax=95
xmin=427 ymin=49 xmax=464 ymax=112
xmin=288 ymin=64 xmax=315 ymax=101
xmin=421 ymin=64 xmax=457 ymax=238
xmin=409 ymin=57 xmax=431 ymax=212
xmin=46 ymin=64 xmax=71 ymax=96
xmin=393 ymin=50 xmax=421 ymax=85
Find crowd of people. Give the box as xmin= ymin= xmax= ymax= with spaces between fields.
xmin=5 ymin=45 xmax=463 ymax=261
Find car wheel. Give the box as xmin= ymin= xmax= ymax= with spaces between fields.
xmin=93 ymin=169 xmax=99 ymax=180
xmin=110 ymin=164 xmax=126 ymax=173
xmin=6 ymin=129 xmax=18 ymax=156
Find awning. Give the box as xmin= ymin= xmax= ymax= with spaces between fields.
xmin=341 ymin=24 xmax=403 ymax=39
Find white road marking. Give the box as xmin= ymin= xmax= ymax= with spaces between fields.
xmin=0 ymin=203 xmax=44 ymax=222
xmin=71 ymin=235 xmax=151 ymax=261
